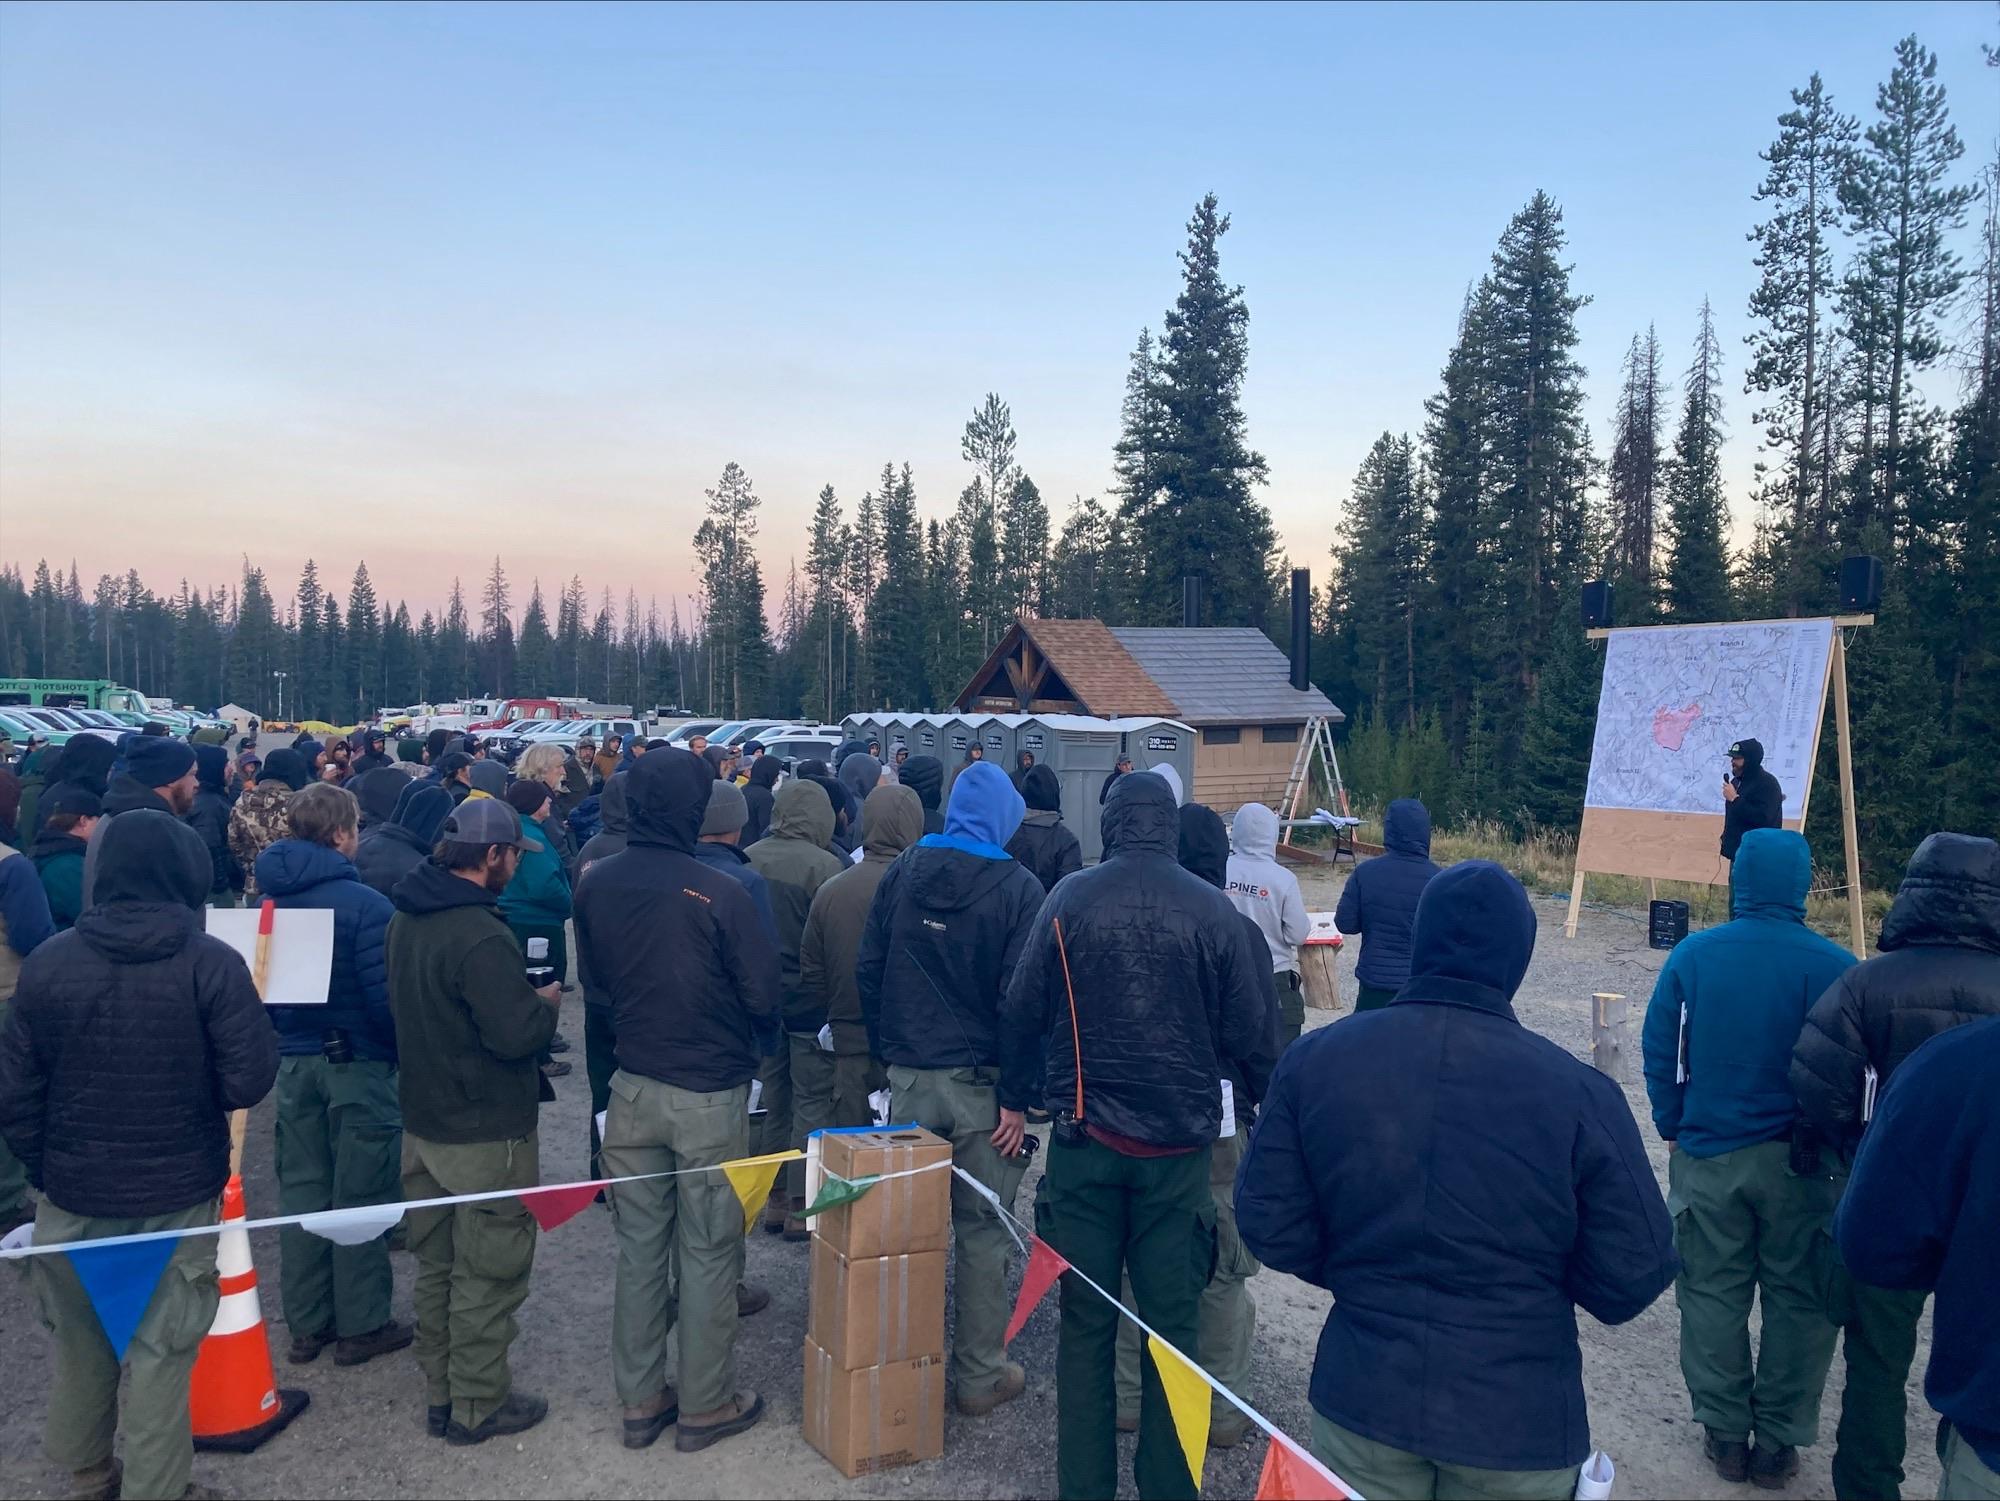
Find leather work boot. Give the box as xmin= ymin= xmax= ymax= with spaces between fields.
xmin=956 ymin=1363 xmax=1026 ymax=1418
xmin=1750 ymin=1442 xmax=1800 ymax=1490
xmin=1704 ymin=1428 xmax=1751 ymax=1484
xmin=622 ymin=1387 xmax=679 ymax=1450
xmin=334 ymin=1320 xmax=414 ymax=1367
xmin=675 ymin=1391 xmax=765 ymax=1452
xmin=445 ymin=1391 xmax=549 ymax=1446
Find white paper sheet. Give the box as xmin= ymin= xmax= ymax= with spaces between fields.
xmin=1218 ymin=1079 xmax=1236 ymax=1139
xmin=204 ymin=908 xmax=335 ymax=1006
xmin=1575 ymin=1450 xmax=1615 ymax=1500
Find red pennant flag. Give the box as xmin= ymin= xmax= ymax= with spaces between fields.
xmin=1255 ymin=1434 xmax=1352 ymax=1500
xmin=1005 ymin=1236 xmax=1070 ymax=1345
xmin=519 ymin=1182 xmax=607 ymax=1232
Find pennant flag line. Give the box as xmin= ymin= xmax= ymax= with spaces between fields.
xmin=295 ymin=1204 xmax=406 ymax=1247
xmin=721 ymin=1151 xmax=802 ymax=1234
xmin=1004 ymin=1236 xmax=1069 ymax=1345
xmin=1149 ymin=1332 xmax=1213 ymax=1493
xmin=519 ymin=1182 xmax=609 ymax=1232
xmin=1255 ymin=1433 xmax=1354 ymax=1500
xmin=800 ymin=1173 xmax=879 ymax=1219
xmin=68 ymin=1236 xmax=181 ymax=1361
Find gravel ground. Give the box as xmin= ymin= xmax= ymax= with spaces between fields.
xmin=0 ymin=845 xmax=1937 ymax=1500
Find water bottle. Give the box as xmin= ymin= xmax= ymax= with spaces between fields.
xmin=525 ymin=935 xmax=555 ymax=990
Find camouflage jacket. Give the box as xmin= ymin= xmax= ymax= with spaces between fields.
xmin=228 ymin=781 xmax=294 ymax=900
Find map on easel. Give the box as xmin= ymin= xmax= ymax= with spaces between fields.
xmin=1575 ymin=618 xmax=1834 ymax=886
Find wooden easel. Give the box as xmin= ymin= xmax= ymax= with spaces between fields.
xmin=1564 ymin=616 xmax=1870 ymax=958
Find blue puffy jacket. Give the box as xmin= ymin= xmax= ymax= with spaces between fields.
xmin=253 ymin=838 xmax=396 ymax=1063
xmin=1237 ymin=861 xmax=1676 ymax=1472
xmin=1333 ymin=798 xmax=1440 ymax=990
xmin=1642 ymin=828 xmax=1856 ymax=1157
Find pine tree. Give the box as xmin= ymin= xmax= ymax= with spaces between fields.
xmin=960 ymin=394 xmax=1018 ymax=648
xmin=867 ymin=462 xmax=928 ymax=709
xmin=230 ymin=562 xmax=281 ymax=709
xmin=1124 ymin=194 xmax=1275 ymax=626
xmin=441 ymin=579 xmax=471 ymax=698
xmin=1513 ymin=620 xmax=1604 ymax=833
xmin=696 ymin=462 xmax=763 ymax=717
xmin=1662 ymin=300 xmax=1734 ymax=623
xmin=1110 ymin=329 xmax=1171 ymax=520
xmin=318 ymin=593 xmax=344 ymax=720
xmin=479 ymin=557 xmax=513 ymax=694
xmin=345 ymin=562 xmax=381 ymax=718
xmin=1049 ymin=495 xmax=1116 ymax=619
xmin=517 ymin=581 xmax=554 ymax=692
xmin=1334 ymin=433 xmax=1425 ymax=728
xmin=1421 ymin=283 xmax=1498 ymax=736
xmin=1606 ymin=328 xmax=1664 ymax=617
xmin=293 ymin=560 xmax=323 ymax=716
xmin=556 ymin=575 xmax=587 ymax=695
xmin=1000 ymin=473 xmax=1050 ymax=619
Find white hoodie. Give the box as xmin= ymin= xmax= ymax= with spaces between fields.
xmin=1226 ymin=802 xmax=1311 ymax=974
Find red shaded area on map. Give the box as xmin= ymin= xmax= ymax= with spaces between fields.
xmin=1652 ymin=701 xmax=1703 ymax=751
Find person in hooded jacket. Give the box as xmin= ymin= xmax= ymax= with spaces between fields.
xmin=742 ymin=754 xmax=780 ymax=846
xmin=1787 ymin=832 xmax=2000 ymax=1500
xmin=356 ymin=781 xmax=453 ymax=900
xmin=348 ymin=765 xmax=408 ymax=834
xmin=12 ymin=743 xmax=59 ymax=844
xmin=81 ymin=737 xmax=200 ymax=909
xmin=497 ymin=781 xmax=572 ymax=984
xmin=1721 ymin=736 xmax=1784 ymax=883
xmin=1238 ymin=860 xmax=1676 ymax=1499
xmin=1332 ymin=798 xmax=1440 ymax=1012
xmin=1114 ymin=803 xmax=1282 ymax=1448
xmin=0 ymin=809 xmax=276 ymax=1501
xmin=1007 ymin=764 xmax=1082 ymax=894
xmin=1227 ymin=801 xmax=1313 ymax=1045
xmin=254 ymin=783 xmax=411 ymax=1370
xmin=186 ymin=743 xmax=244 ymax=908
xmin=572 ymin=773 xmax=631 ymax=1178
xmin=573 ymin=749 xmax=779 ymax=1453
xmin=0 ymin=797 xmax=56 ymax=1236
xmin=998 ymin=771 xmax=1273 ymax=1501
xmin=466 ymin=760 xmax=509 ymax=803
xmin=350 ymin=728 xmax=392 ymax=775
xmin=899 ymin=754 xmax=948 ymax=836
xmin=836 ymin=751 xmax=882 ymax=848
xmin=29 ymin=786 xmax=98 ymax=933
xmin=745 ymin=778 xmax=846 ymax=1235
xmin=854 ymin=768 xmax=1042 ymax=1416
xmin=1642 ymin=828 xmax=1857 ymax=1488
xmin=231 ymin=747 xmax=312 ymax=902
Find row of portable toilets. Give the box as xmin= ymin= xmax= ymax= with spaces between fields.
xmin=840 ymin=711 xmax=1195 ymax=863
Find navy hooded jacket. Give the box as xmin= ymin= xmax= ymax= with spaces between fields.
xmin=1236 ymin=861 xmax=1677 ymax=1472
xmin=1836 ymin=1014 xmax=2000 ymax=1471
xmin=1332 ymin=798 xmax=1440 ymax=990
xmin=254 ymin=838 xmax=396 ymax=1063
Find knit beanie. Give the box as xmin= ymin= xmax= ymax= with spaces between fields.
xmin=700 ymin=780 xmax=749 ymax=837
xmin=125 ymin=736 xmax=197 ymax=789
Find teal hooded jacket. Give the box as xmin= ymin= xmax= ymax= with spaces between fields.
xmin=1642 ymin=828 xmax=1857 ymax=1158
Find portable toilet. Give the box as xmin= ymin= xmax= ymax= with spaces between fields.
xmin=907 ymin=713 xmax=945 ymax=760
xmin=1026 ymin=714 xmax=1126 ymax=863
xmin=1120 ymin=717 xmax=1195 ymax=796
xmin=979 ymin=713 xmax=1025 ymax=775
xmin=880 ymin=713 xmax=919 ymax=765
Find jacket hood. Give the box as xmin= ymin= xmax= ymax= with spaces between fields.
xmin=769 ymin=777 xmax=836 ymax=848
xmin=53 ymin=737 xmax=118 ymax=797
xmin=1879 ymin=832 xmax=2000 ymax=955
xmin=351 ymin=767 xmax=406 ymax=827
xmin=1404 ymin=859 xmax=1537 ymax=1012
xmin=1178 ymin=804 xmax=1230 ymax=889
xmin=839 ymin=752 xmax=883 ymax=805
xmin=193 ymin=743 xmax=230 ymax=793
xmin=255 ymin=837 xmax=361 ymax=899
xmin=30 ymin=829 xmax=87 ymax=863
xmin=260 ymin=748 xmax=312 ymax=792
xmin=862 ymin=784 xmax=923 ymax=859
xmin=295 ymin=736 xmax=324 ymax=769
xmin=834 ymin=739 xmax=868 ymax=768
xmin=102 ymin=774 xmax=173 ymax=818
xmin=701 ymin=745 xmax=733 ymax=780
xmin=1144 ymin=764 xmax=1186 ymax=806
xmin=596 ymin=773 xmax=630 ymax=835
xmin=1230 ymin=801 xmax=1280 ymax=861
xmin=389 ymin=780 xmax=450 ymax=840
xmin=748 ymin=756 xmax=782 ymax=790
xmin=1102 ymin=771 xmax=1180 ymax=859
xmin=899 ymin=755 xmax=944 ymax=811
xmin=391 ymin=854 xmax=499 ymax=915
xmin=1020 ymin=763 xmax=1062 ymax=812
xmin=1731 ymin=828 xmax=1810 ymax=922
xmin=467 ymin=761 xmax=509 ymax=798
xmin=941 ymin=761 xmax=1026 ymax=853
xmin=910 ymin=841 xmax=1023 ymax=912
xmin=1383 ymin=798 xmax=1432 ymax=856
xmin=627 ymin=746 xmax=709 ymax=852
xmin=90 ymin=807 xmax=210 ymax=911
xmin=1729 ymin=737 xmax=1766 ymax=771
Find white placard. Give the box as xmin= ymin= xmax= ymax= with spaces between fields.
xmin=204 ymin=908 xmax=335 ymax=1006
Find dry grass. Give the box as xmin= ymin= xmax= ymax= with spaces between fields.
xmin=1301 ymin=813 xmax=1894 ymax=946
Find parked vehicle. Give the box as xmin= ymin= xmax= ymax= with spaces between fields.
xmin=0 ymin=678 xmax=153 ymax=715
xmin=663 ymin=719 xmax=726 ymax=746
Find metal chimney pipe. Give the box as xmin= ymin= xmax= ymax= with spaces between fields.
xmin=1182 ymin=575 xmax=1201 ymax=628
xmin=1289 ymin=569 xmax=1312 ymax=692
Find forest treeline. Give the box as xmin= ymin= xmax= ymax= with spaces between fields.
xmin=1 ymin=34 xmax=1992 ymax=884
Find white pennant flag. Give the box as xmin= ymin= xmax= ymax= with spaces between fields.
xmin=298 ymin=1204 xmax=405 ymax=1246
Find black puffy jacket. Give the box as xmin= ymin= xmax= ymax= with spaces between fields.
xmin=1006 ymin=766 xmax=1083 ymax=894
xmin=899 ymin=756 xmax=948 ymax=837
xmin=573 ymin=748 xmax=780 ymax=1093
xmin=998 ymin=774 xmax=1272 ymax=1142
xmin=354 ymin=783 xmax=453 ymax=900
xmin=1721 ymin=737 xmax=1784 ymax=860
xmin=1791 ymin=832 xmax=2000 ymax=1152
xmin=0 ymin=809 xmax=277 ymax=1217
xmin=1178 ymin=804 xmax=1281 ymax=1111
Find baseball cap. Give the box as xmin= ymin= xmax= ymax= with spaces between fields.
xmin=439 ymin=797 xmax=541 ymax=851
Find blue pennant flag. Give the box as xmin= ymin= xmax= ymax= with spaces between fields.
xmin=67 ymin=1236 xmax=182 ymax=1361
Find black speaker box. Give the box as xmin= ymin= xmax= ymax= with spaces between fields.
xmin=1839 ymin=555 xmax=1882 ymax=613
xmin=1581 ymin=579 xmax=1615 ymax=630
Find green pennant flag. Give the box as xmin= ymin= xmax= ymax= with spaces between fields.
xmin=801 ymin=1173 xmax=880 ymax=1218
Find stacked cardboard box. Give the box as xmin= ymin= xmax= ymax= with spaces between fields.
xmin=803 ymin=1128 xmax=953 ymax=1478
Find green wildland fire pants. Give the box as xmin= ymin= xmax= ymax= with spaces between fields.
xmin=1310 ymin=1414 xmax=1581 ymax=1501
xmin=402 ymin=1131 xmax=540 ymax=1432
xmin=1114 ymin=1130 xmax=1257 ymax=1426
xmin=1827 ymin=1270 xmax=1930 ymax=1500
xmin=784 ymin=1031 xmax=834 ymax=1208
xmin=602 ymin=1072 xmax=750 ymax=1416
xmin=29 ymin=1197 xmax=220 ymax=1501
xmin=888 ymin=1064 xmax=1028 ymax=1396
xmin=1036 ymin=1131 xmax=1213 ymax=1501
xmin=830 ymin=1020 xmax=884 ymax=1129
xmin=1668 ymin=1139 xmax=1842 ymax=1448
xmin=275 ymin=1055 xmax=401 ymax=1341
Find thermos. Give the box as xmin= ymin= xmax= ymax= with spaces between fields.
xmin=525 ymin=935 xmax=555 ymax=989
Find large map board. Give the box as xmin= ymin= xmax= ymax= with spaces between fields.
xmin=1574 ymin=619 xmax=1834 ymax=885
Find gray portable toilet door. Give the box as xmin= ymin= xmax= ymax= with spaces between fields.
xmin=1050 ymin=727 xmax=1120 ymax=863
xmin=1125 ymin=721 xmax=1194 ymax=799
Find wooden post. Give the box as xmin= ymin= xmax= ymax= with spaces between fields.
xmin=1564 ymin=870 xmax=1587 ymax=939
xmin=1591 ymin=993 xmax=1629 ymax=1079
xmin=1830 ymin=631 xmax=1867 ymax=958
xmin=232 ymin=898 xmax=277 ymax=1178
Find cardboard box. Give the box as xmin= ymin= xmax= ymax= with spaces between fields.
xmin=809 ymin=1239 xmax=946 ymax=1369
xmin=814 ymin=1128 xmax=951 ymax=1259
xmin=802 ymin=1336 xmax=945 ymax=1479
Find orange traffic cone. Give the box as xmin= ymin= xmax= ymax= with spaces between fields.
xmin=191 ymin=1175 xmax=310 ymax=1452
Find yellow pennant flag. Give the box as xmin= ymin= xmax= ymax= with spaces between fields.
xmin=1147 ymin=1332 xmax=1211 ymax=1492
xmin=721 ymin=1151 xmax=801 ymax=1234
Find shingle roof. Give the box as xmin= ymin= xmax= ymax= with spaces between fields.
xmin=1109 ymin=627 xmax=1344 ymax=725
xmin=1019 ymin=618 xmax=1179 ymax=718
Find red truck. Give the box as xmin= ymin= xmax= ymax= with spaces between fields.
xmin=465 ymin=698 xmax=584 ymax=733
